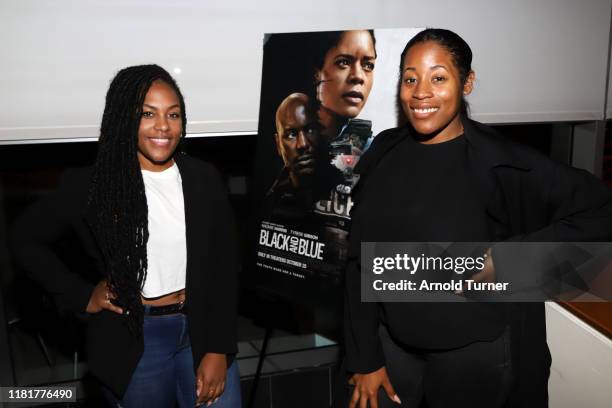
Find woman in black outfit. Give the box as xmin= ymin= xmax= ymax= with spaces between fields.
xmin=12 ymin=65 xmax=241 ymax=407
xmin=345 ymin=29 xmax=612 ymax=408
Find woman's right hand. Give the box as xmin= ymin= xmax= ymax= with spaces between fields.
xmin=86 ymin=280 xmax=123 ymax=314
xmin=349 ymin=366 xmax=401 ymax=408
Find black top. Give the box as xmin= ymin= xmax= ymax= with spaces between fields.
xmin=352 ymin=134 xmax=506 ymax=350
xmin=11 ymin=154 xmax=239 ymax=398
xmin=362 ymin=134 xmax=490 ymax=241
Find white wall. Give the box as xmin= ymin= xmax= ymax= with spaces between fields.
xmin=546 ymin=302 xmax=612 ymax=408
xmin=1 ymin=0 xmax=610 ymax=143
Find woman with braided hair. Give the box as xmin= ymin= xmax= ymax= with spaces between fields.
xmin=12 ymin=64 xmax=241 ymax=407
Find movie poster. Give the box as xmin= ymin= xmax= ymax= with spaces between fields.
xmin=252 ymin=28 xmax=423 ymax=287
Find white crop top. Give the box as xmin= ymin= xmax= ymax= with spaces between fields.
xmin=141 ymin=162 xmax=187 ymax=298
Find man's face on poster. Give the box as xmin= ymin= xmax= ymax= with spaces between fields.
xmin=275 ymin=93 xmax=322 ymax=189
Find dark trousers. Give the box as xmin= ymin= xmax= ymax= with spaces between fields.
xmin=377 ymin=324 xmax=513 ymax=408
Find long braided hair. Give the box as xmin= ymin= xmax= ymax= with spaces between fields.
xmin=87 ymin=64 xmax=187 ymax=335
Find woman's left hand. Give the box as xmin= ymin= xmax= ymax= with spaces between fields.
xmin=195 ymin=353 xmax=227 ymax=406
xmin=470 ymin=247 xmax=496 ymax=284
xmin=456 ymin=248 xmax=496 ymax=294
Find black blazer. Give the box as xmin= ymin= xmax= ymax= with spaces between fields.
xmin=344 ymin=118 xmax=612 ymax=407
xmin=11 ymin=154 xmax=239 ymax=397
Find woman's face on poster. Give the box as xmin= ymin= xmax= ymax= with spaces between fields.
xmin=316 ymin=30 xmax=376 ymax=120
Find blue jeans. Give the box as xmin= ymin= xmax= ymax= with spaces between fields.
xmin=105 ymin=312 xmax=241 ymax=408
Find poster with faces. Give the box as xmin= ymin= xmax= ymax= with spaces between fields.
xmin=252 ymin=28 xmax=423 ymax=292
